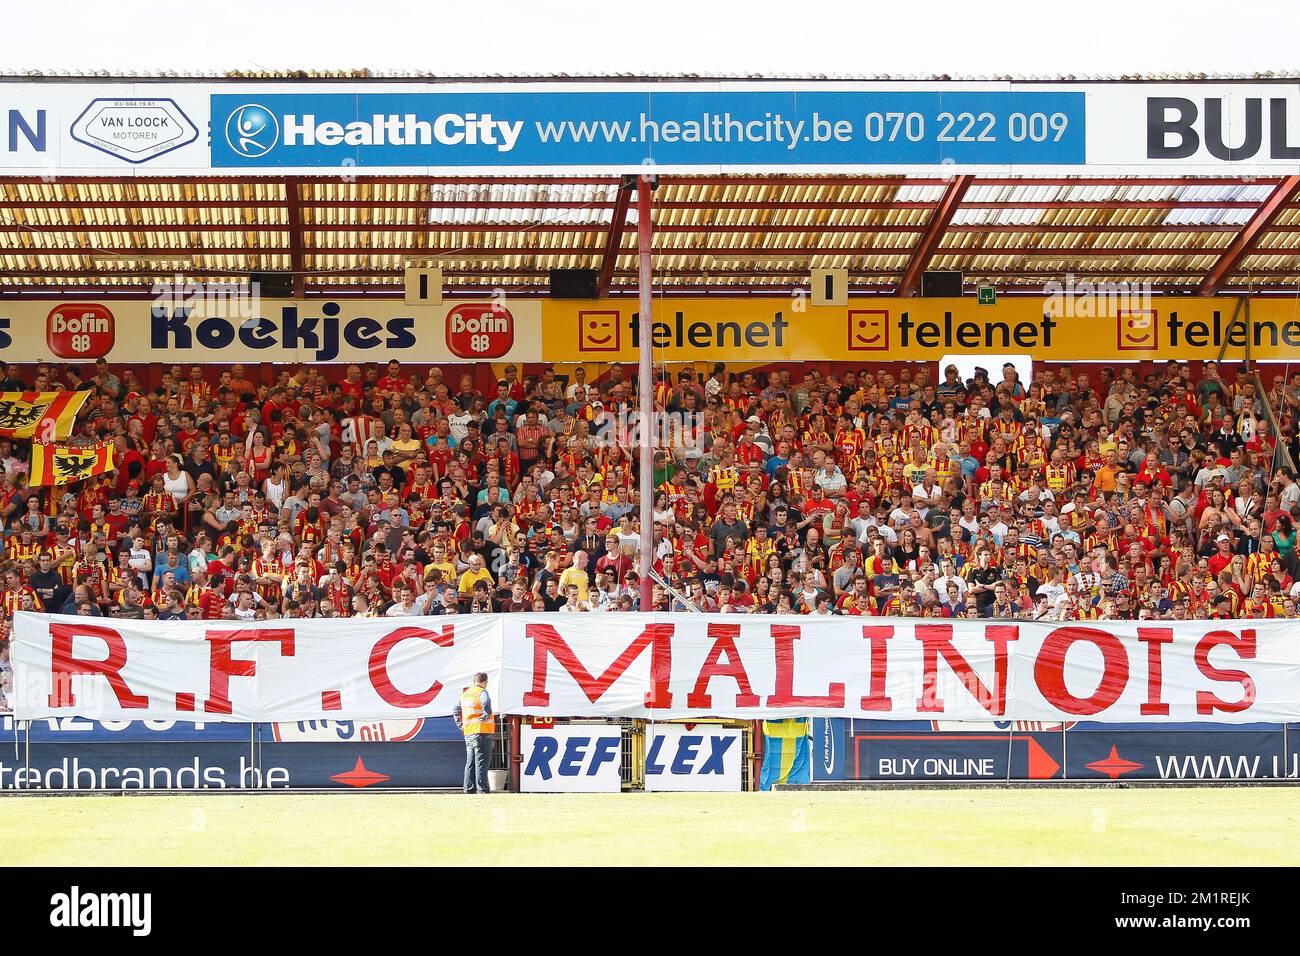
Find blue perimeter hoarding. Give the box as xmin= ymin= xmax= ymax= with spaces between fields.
xmin=6 ymin=715 xmax=1294 ymax=789
xmin=2 ymin=715 xmax=467 ymax=790
xmin=812 ymin=719 xmax=1300 ymax=782
xmin=209 ymin=91 xmax=1085 ymax=170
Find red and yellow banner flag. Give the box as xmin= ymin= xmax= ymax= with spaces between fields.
xmin=28 ymin=440 xmax=116 ymax=486
xmin=0 ymin=391 xmax=89 ymax=440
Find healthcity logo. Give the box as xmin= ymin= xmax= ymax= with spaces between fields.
xmin=225 ymin=104 xmax=279 ymax=158
xmin=49 ymin=886 xmax=152 ymax=936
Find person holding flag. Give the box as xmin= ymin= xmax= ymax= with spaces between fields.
xmin=27 ymin=440 xmax=116 ymax=487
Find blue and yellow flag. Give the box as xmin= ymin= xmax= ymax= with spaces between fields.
xmin=760 ymin=718 xmax=810 ymax=791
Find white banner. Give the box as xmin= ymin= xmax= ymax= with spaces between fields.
xmin=3 ymin=81 xmax=1300 ymax=176
xmin=645 ymin=724 xmax=743 ymax=792
xmin=13 ymin=612 xmax=1300 ymax=725
xmin=520 ymin=724 xmax=623 ymax=793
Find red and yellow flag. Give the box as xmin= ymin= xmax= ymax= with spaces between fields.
xmin=0 ymin=390 xmax=90 ymax=440
xmin=28 ymin=440 xmax=116 ymax=486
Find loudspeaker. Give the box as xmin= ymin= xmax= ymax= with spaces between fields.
xmin=250 ymin=272 xmax=295 ymax=298
xmin=549 ymin=268 xmax=599 ymax=299
xmin=921 ymin=270 xmax=964 ymax=297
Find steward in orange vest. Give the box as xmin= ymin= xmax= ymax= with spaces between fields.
xmin=455 ymin=672 xmax=495 ymax=794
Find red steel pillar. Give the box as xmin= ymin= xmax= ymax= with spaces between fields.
xmin=637 ymin=175 xmax=656 ymax=612
xmin=509 ymin=715 xmax=522 ymax=792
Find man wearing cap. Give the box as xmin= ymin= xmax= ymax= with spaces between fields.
xmin=1207 ymin=534 xmax=1237 ymax=577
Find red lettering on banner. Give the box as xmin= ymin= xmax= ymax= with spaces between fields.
xmin=368 ymin=625 xmax=455 ymax=708
xmin=915 ymin=623 xmax=1017 ymax=715
xmin=1195 ymin=629 xmax=1257 ymax=715
xmin=521 ymin=622 xmax=674 ymax=708
xmin=766 ymin=624 xmax=845 ymax=708
xmin=47 ymin=622 xmax=148 ymax=709
xmin=1137 ymin=627 xmax=1173 ymax=716
xmin=1034 ymin=626 xmax=1128 ymax=715
xmin=204 ymin=628 xmax=296 ymax=715
xmin=686 ymin=623 xmax=759 ymax=709
xmin=859 ymin=625 xmax=893 ymax=711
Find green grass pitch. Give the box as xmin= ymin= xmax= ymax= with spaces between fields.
xmin=3 ymin=789 xmax=1297 ymax=866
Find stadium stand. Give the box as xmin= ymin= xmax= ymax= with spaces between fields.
xmin=0 ymin=351 xmax=1295 ymax=677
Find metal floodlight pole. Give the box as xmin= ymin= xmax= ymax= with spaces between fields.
xmin=637 ymin=174 xmax=657 ymax=612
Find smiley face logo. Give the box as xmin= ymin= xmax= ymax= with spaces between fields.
xmin=578 ymin=310 xmax=621 ymax=352
xmin=847 ymin=310 xmax=889 ymax=351
xmin=1117 ymin=310 xmax=1158 ymax=351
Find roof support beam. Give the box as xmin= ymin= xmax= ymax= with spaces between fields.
xmin=1198 ymin=174 xmax=1300 ymax=295
xmin=597 ymin=176 xmax=635 ymax=297
xmin=0 ymin=244 xmax=1251 ymax=257
xmin=2 ymin=281 xmax=1244 ymax=298
xmin=897 ymin=175 xmax=974 ymax=297
xmin=4 ymin=198 xmax=1274 ymax=212
xmin=13 ymin=266 xmax=1279 ymax=282
xmin=1 ymin=222 xmax=1250 ymax=235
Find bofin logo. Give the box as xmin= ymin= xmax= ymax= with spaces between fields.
xmin=225 ymin=104 xmax=279 ymax=158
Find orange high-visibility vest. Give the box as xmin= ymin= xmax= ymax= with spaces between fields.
xmin=460 ymin=685 xmax=495 ymax=736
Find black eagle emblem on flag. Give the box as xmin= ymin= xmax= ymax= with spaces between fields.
xmin=52 ymin=449 xmax=98 ymax=484
xmin=0 ymin=400 xmax=46 ymax=432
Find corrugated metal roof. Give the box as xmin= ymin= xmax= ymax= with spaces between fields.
xmin=2 ymin=173 xmax=1300 ymax=296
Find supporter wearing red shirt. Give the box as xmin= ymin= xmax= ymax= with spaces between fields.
xmin=802 ymin=484 xmax=836 ymax=522
xmin=197 ymin=577 xmax=229 ymax=620
xmin=1135 ymin=451 xmax=1172 ymax=488
xmin=735 ymin=428 xmax=766 ymax=467
xmin=127 ymin=395 xmax=158 ymax=445
xmin=376 ymin=359 xmax=406 ymax=396
xmin=594 ymin=535 xmax=633 ymax=582
xmin=1207 ymin=535 xmax=1236 ymax=577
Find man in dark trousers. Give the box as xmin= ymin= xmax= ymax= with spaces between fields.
xmin=454 ymin=672 xmax=495 ymax=794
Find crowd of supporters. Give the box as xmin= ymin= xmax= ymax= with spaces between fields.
xmin=0 ymin=353 xmax=1297 ymax=663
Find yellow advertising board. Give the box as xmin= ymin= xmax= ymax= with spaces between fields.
xmin=4 ymin=295 xmax=1299 ymax=366
xmin=539 ymin=296 xmax=1300 ymax=364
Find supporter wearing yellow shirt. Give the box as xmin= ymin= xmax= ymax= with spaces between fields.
xmin=557 ymin=549 xmax=592 ymax=601
xmin=457 ymin=554 xmax=494 ymax=596
xmin=424 ymin=555 xmax=458 ymax=586
xmin=745 ymin=528 xmax=777 ymax=571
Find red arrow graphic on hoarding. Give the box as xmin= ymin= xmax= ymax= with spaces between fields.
xmin=1024 ymin=738 xmax=1060 ymax=779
